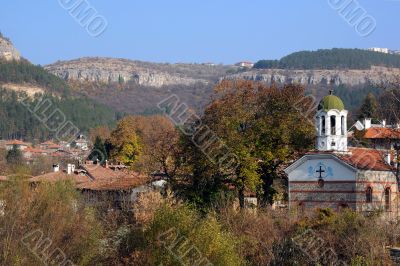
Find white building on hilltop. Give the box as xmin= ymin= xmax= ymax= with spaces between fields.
xmin=368 ymin=47 xmax=390 ymax=54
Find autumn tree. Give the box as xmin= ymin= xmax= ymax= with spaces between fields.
xmin=124 ymin=115 xmax=181 ymax=177
xmin=89 ymin=125 xmax=111 ymax=143
xmin=109 ymin=118 xmax=141 ymax=166
xmin=179 ymin=80 xmax=314 ymax=208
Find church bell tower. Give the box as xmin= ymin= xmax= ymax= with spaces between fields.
xmin=315 ymin=91 xmax=348 ymax=152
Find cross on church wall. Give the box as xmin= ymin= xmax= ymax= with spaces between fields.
xmin=316 ymin=166 xmax=325 ymax=178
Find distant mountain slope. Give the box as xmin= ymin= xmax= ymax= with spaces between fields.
xmin=0 ymin=59 xmax=70 ymax=95
xmin=44 ymin=50 xmax=400 ymax=115
xmin=224 ymin=66 xmax=400 ymax=87
xmin=0 ymin=34 xmax=118 ymax=141
xmin=0 ymin=88 xmax=117 ymax=141
xmin=254 ymin=48 xmax=400 ymax=70
xmin=45 ymin=57 xmax=239 ymax=114
xmin=45 ymin=57 xmax=236 ymax=87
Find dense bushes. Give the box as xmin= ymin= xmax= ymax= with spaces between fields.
xmin=116 ymin=205 xmax=240 ymax=266
xmin=218 ymin=208 xmax=398 ymax=265
xmin=0 ymin=178 xmax=398 ymax=265
xmin=0 ymin=179 xmax=103 ymax=265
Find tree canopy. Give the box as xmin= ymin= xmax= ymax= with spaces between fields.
xmin=178 ymin=80 xmax=315 ymax=208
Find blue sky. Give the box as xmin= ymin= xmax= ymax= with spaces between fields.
xmin=0 ymin=0 xmax=399 ymax=65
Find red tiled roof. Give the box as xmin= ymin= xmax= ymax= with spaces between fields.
xmin=338 ymin=147 xmax=395 ymax=171
xmin=364 ymin=127 xmax=400 ymax=139
xmin=30 ymin=172 xmax=92 ymax=184
xmin=82 ymin=164 xmax=122 ymax=180
xmin=77 ymin=173 xmax=149 ymax=191
xmin=6 ymin=140 xmax=29 ymax=146
xmin=24 ymin=147 xmax=46 ymax=154
xmin=41 ymin=141 xmax=56 ymax=145
xmin=308 ymin=147 xmax=395 ymax=171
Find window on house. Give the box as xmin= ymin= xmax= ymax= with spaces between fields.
xmin=322 ymin=116 xmax=326 ymax=135
xmin=366 ymin=187 xmax=372 ymax=203
xmin=385 ymin=188 xmax=391 ymax=211
xmin=331 ymin=116 xmax=336 ymax=135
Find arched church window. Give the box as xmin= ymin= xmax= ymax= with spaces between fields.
xmin=366 ymin=187 xmax=372 ymax=203
xmin=321 ymin=116 xmax=326 ymax=135
xmin=330 ymin=116 xmax=336 ymax=135
xmin=385 ymin=188 xmax=391 ymax=211
xmin=341 ymin=116 xmax=345 ymax=135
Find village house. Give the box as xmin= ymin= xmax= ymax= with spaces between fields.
xmin=5 ymin=140 xmax=30 ymax=151
xmin=74 ymin=135 xmax=89 ymax=151
xmin=285 ymin=92 xmax=400 ymax=215
xmin=23 ymin=147 xmax=48 ymax=160
xmin=39 ymin=141 xmax=61 ymax=153
xmin=356 ymin=118 xmax=400 ymax=150
xmin=235 ymin=61 xmax=254 ymax=68
xmin=30 ymin=161 xmax=163 ymax=210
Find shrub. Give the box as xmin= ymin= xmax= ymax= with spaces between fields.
xmin=142 ymin=205 xmax=242 ymax=266
xmin=0 ymin=178 xmax=104 ymax=265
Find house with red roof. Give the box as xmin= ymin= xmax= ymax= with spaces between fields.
xmin=357 ymin=118 xmax=400 ymax=150
xmin=39 ymin=141 xmax=61 ymax=153
xmin=23 ymin=147 xmax=48 ymax=159
xmin=285 ymin=92 xmax=399 ymax=215
xmin=5 ymin=140 xmax=30 ymax=151
xmin=30 ymin=161 xmax=158 ymax=210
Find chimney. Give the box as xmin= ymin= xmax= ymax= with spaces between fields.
xmin=67 ymin=164 xmax=72 ymax=175
xmin=105 ymin=160 xmax=109 ymax=169
xmin=385 ymin=153 xmax=391 ymax=165
xmin=53 ymin=164 xmax=60 ymax=172
xmin=71 ymin=164 xmax=76 ymax=173
xmin=364 ymin=118 xmax=372 ymax=130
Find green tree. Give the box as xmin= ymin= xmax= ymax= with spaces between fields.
xmin=6 ymin=145 xmax=23 ymax=165
xmin=88 ymin=136 xmax=108 ymax=163
xmin=359 ymin=92 xmax=378 ymax=119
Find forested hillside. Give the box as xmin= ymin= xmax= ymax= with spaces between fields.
xmin=0 ymin=59 xmax=70 ymax=94
xmin=0 ymin=59 xmax=118 ymax=140
xmin=0 ymin=89 xmax=117 ymax=141
xmin=254 ymin=48 xmax=400 ymax=69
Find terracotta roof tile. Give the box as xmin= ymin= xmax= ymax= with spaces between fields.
xmin=30 ymin=172 xmax=91 ymax=184
xmin=307 ymin=147 xmax=396 ymax=171
xmin=364 ymin=127 xmax=400 ymax=139
xmin=338 ymin=147 xmax=395 ymax=171
xmin=77 ymin=173 xmax=149 ymax=191
xmin=24 ymin=147 xmax=46 ymax=154
xmin=40 ymin=141 xmax=56 ymax=145
xmin=6 ymin=140 xmax=29 ymax=146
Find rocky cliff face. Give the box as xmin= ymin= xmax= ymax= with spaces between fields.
xmin=223 ymin=66 xmax=400 ymax=87
xmin=45 ymin=57 xmax=211 ymax=88
xmin=46 ymin=57 xmax=400 ymax=89
xmin=0 ymin=36 xmax=20 ymax=61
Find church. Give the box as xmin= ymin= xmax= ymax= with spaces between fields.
xmin=285 ymin=92 xmax=399 ymax=214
